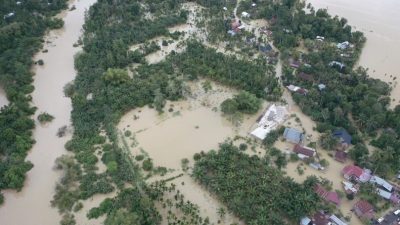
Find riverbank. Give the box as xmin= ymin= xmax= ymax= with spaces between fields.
xmin=307 ymin=0 xmax=400 ymax=107
xmin=0 ymin=1 xmax=96 ymax=224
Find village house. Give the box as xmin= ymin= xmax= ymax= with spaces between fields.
xmin=297 ymin=72 xmax=314 ymax=82
xmin=311 ymin=211 xmax=330 ymax=225
xmin=337 ymin=41 xmax=351 ymax=50
xmin=250 ymin=104 xmax=288 ymax=140
xmin=329 ymin=214 xmax=348 ymax=225
xmin=314 ymin=185 xmax=341 ymax=206
xmin=316 ymin=36 xmax=325 ymax=41
xmin=293 ymin=144 xmax=316 ymax=159
xmin=300 ymin=211 xmax=348 ymax=225
xmin=283 ymin=127 xmax=304 ymax=144
xmin=342 ymin=165 xmax=372 ymax=183
xmin=335 ymin=150 xmax=347 ymax=163
xmin=369 ymin=175 xmax=393 ymax=192
xmin=342 ymin=181 xmax=359 ymax=195
xmin=241 ymin=11 xmax=250 ymax=18
xmin=287 ymin=84 xmax=308 ymax=95
xmin=290 ymin=60 xmax=301 ymax=68
xmin=3 ymin=12 xmax=15 ymax=20
xmin=376 ymin=188 xmax=392 ymax=200
xmin=329 ymin=61 xmax=345 ymax=70
xmin=353 ymin=200 xmax=375 ymax=220
xmin=228 ymin=20 xmax=244 ymax=36
xmin=318 ymin=84 xmax=326 ymax=91
xmin=376 ymin=209 xmax=400 ymax=225
xmin=259 ymin=44 xmax=273 ymax=54
xmin=333 ymin=129 xmax=352 ymax=150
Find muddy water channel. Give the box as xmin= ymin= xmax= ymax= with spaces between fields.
xmin=307 ymin=0 xmax=400 ymax=107
xmin=0 ymin=0 xmax=96 ymax=224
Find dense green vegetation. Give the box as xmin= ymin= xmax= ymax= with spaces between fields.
xmin=192 ymin=142 xmax=320 ymax=225
xmin=37 ymin=112 xmax=55 ymax=123
xmin=0 ymin=0 xmax=67 ymax=201
xmin=221 ymin=91 xmax=262 ymax=115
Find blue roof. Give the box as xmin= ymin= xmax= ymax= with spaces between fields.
xmin=283 ymin=127 xmax=304 ymax=144
xmin=333 ymin=129 xmax=352 ymax=144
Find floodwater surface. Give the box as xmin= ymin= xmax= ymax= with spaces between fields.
xmin=307 ymin=0 xmax=400 ymax=106
xmin=0 ymin=0 xmax=96 ymax=224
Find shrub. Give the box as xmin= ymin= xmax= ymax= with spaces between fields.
xmin=142 ymin=159 xmax=153 ymax=171
xmin=135 ymin=155 xmax=144 ymax=161
xmin=37 ymin=112 xmax=55 ymax=123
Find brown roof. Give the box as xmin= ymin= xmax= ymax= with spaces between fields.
xmin=293 ymin=144 xmax=315 ymax=157
xmin=312 ymin=211 xmax=330 ymax=225
xmin=354 ymin=200 xmax=374 ymax=214
xmin=335 ymin=151 xmax=347 ymax=163
xmin=297 ymin=72 xmax=314 ymax=81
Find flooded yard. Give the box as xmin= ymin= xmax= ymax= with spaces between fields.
xmin=117 ymin=80 xmax=262 ymax=224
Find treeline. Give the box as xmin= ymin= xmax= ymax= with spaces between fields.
xmin=0 ymin=0 xmax=67 ymax=202
xmin=168 ymin=41 xmax=281 ymax=100
xmin=192 ymin=142 xmax=320 ymax=225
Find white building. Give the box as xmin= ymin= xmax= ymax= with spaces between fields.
xmin=241 ymin=12 xmax=250 ymax=18
xmin=250 ymin=104 xmax=288 ymax=140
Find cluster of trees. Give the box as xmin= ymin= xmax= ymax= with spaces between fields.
xmin=192 ymin=142 xmax=320 ymax=225
xmin=169 ymin=41 xmax=281 ymax=100
xmin=221 ymin=91 xmax=261 ymax=115
xmin=0 ymin=0 xmax=67 ymax=202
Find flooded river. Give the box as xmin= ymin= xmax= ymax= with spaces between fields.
xmin=0 ymin=0 xmax=96 ymax=224
xmin=307 ymin=0 xmax=400 ymax=106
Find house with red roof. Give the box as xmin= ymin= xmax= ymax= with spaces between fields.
xmin=353 ymin=200 xmax=374 ymax=220
xmin=342 ymin=165 xmax=371 ymax=183
xmin=293 ymin=144 xmax=316 ymax=159
xmin=314 ymin=185 xmax=341 ymax=206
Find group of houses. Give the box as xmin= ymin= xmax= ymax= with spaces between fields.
xmin=376 ymin=209 xmax=400 ymax=225
xmin=228 ymin=19 xmax=245 ymax=36
xmin=301 ymin=211 xmax=348 ymax=225
xmin=341 ymin=164 xmax=400 ymax=221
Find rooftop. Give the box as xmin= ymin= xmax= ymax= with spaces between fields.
xmin=293 ymin=144 xmax=316 ymax=158
xmin=283 ymin=127 xmax=304 ymax=144
xmin=333 ymin=129 xmax=352 ymax=145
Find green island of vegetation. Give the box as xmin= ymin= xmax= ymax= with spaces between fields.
xmin=0 ymin=0 xmax=67 ymax=201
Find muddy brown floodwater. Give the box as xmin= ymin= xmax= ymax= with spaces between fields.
xmin=0 ymin=0 xmax=96 ymax=224
xmin=118 ymin=80 xmax=265 ymax=225
xmin=307 ymin=0 xmax=400 ymax=107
